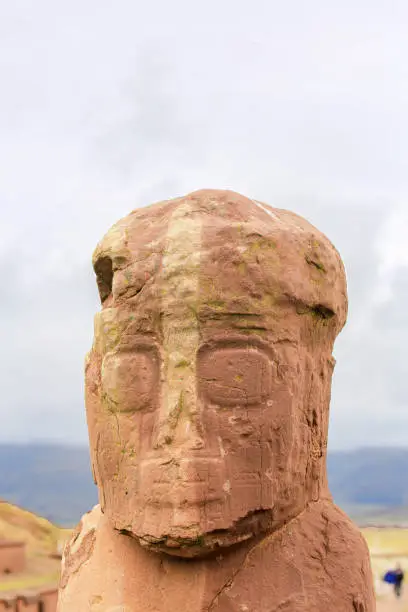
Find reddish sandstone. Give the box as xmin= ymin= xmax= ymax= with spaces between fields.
xmin=58 ymin=190 xmax=375 ymax=611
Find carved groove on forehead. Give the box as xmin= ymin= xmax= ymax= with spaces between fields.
xmin=252 ymin=199 xmax=282 ymax=223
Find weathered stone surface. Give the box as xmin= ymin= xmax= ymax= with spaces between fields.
xmin=58 ymin=190 xmax=375 ymax=611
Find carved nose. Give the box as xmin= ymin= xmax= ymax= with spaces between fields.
xmin=154 ymin=317 xmax=203 ymax=452
xmin=153 ymin=386 xmax=204 ymax=451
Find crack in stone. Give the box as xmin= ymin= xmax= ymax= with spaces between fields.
xmin=207 ymin=504 xmax=311 ymax=610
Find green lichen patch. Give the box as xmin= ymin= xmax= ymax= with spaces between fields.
xmin=305 ymin=254 xmax=326 ymax=273
xmin=206 ymin=299 xmax=226 ymax=310
xmin=295 ymin=299 xmax=335 ymax=322
xmin=175 ymin=358 xmax=191 ymax=368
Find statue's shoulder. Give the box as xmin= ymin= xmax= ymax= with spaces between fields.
xmin=215 ymin=501 xmax=375 ymax=611
xmin=293 ymin=500 xmax=372 ymax=568
xmin=59 ymin=505 xmax=102 ymax=592
xmin=297 ymin=500 xmax=375 ymax=610
xmin=57 ymin=505 xmax=138 ymax=611
xmin=320 ymin=501 xmax=371 ymax=551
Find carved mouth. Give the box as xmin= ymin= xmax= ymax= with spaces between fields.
xmin=138 ymin=456 xmax=226 ymax=507
xmin=119 ymin=509 xmax=273 ymax=558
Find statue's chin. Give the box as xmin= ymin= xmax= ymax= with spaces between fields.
xmin=137 ymin=528 xmax=255 ymax=558
xmin=118 ymin=509 xmax=274 ymax=558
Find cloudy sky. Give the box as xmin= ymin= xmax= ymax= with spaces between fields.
xmin=1 ymin=0 xmax=407 ymax=450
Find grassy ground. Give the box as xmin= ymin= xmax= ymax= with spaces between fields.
xmin=362 ymin=527 xmax=408 ymax=611
xmin=0 ymin=500 xmax=71 ymax=596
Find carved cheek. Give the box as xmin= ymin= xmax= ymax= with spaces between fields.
xmin=101 ymin=351 xmax=159 ymax=412
xmin=198 ymin=348 xmax=271 ymax=407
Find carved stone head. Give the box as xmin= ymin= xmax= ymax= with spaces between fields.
xmin=85 ymin=190 xmax=347 ymax=557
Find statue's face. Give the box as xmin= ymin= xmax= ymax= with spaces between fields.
xmin=86 ymin=194 xmax=346 ymax=557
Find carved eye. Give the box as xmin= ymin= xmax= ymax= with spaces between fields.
xmin=101 ymin=350 xmax=159 ymax=412
xmin=198 ymin=347 xmax=271 ymax=406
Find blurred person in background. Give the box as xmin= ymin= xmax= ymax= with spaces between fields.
xmin=394 ymin=563 xmax=404 ymax=598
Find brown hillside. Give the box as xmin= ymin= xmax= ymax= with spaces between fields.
xmin=0 ymin=500 xmax=71 ymax=595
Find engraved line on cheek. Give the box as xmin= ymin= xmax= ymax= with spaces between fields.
xmin=156 ymin=201 xmax=203 ymax=449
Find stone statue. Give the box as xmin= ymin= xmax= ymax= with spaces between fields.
xmin=58 ymin=190 xmax=375 ymax=611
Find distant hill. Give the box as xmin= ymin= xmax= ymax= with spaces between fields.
xmin=0 ymin=444 xmax=407 ymax=526
xmin=328 ymin=447 xmax=408 ymax=524
xmin=328 ymin=447 xmax=408 ymax=507
xmin=0 ymin=444 xmax=97 ymax=526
